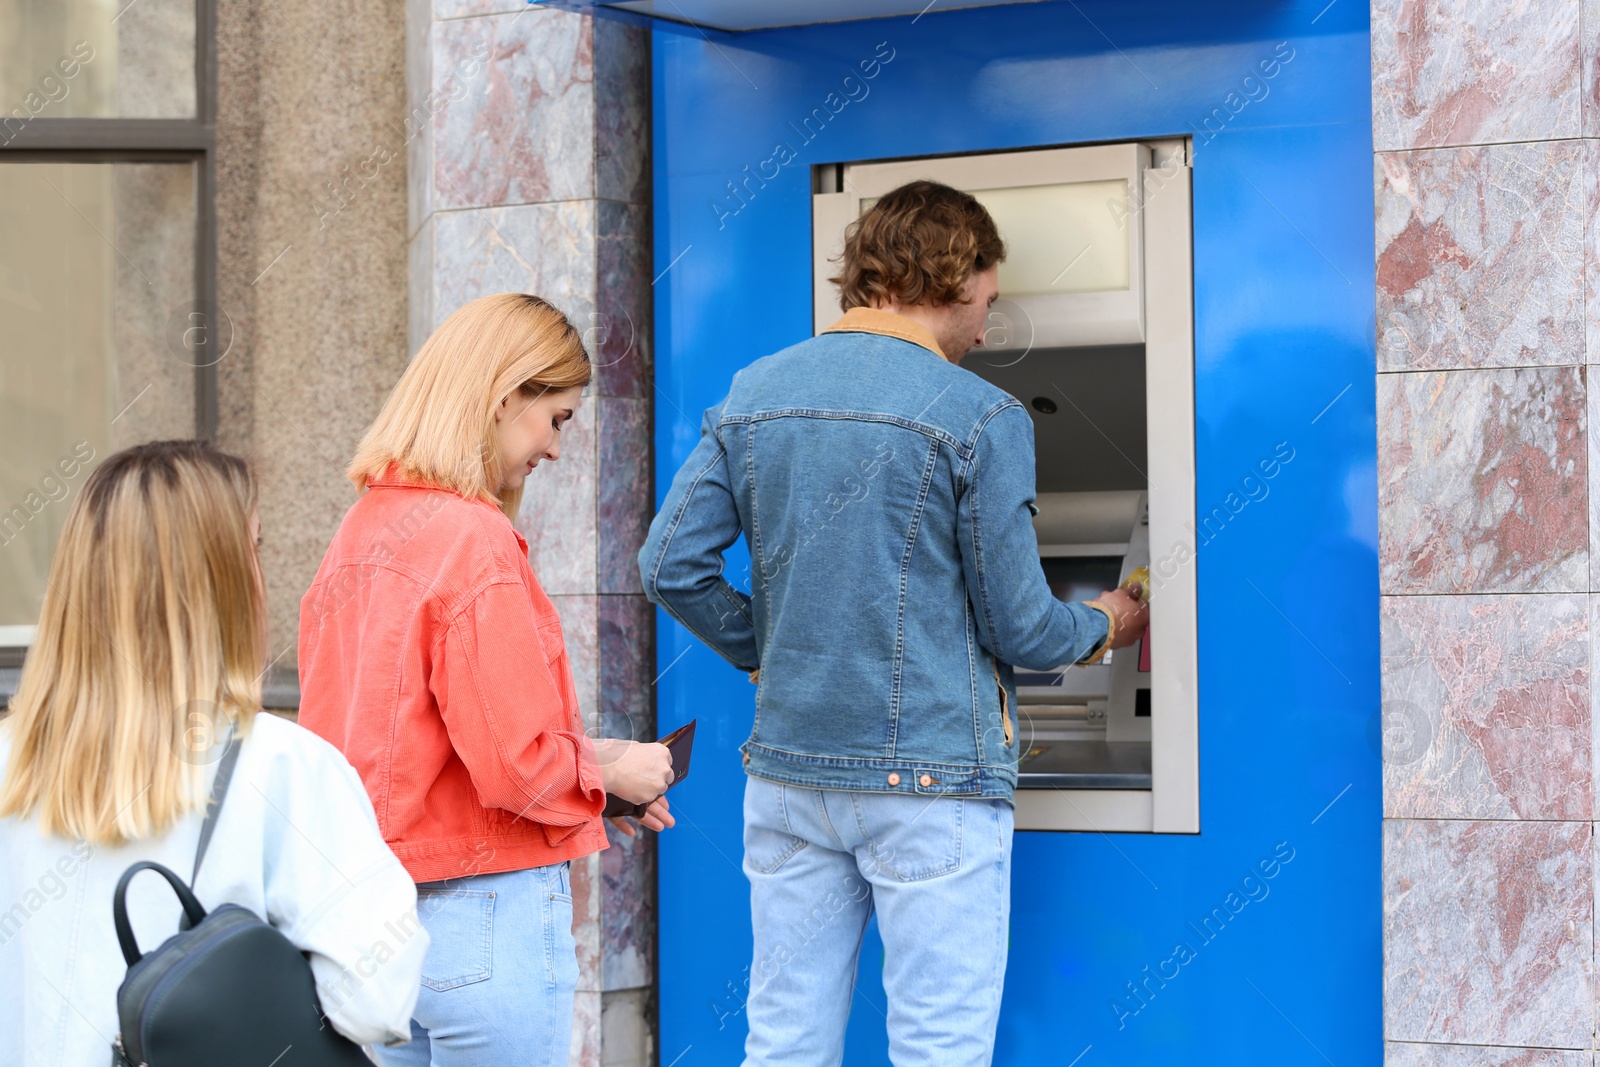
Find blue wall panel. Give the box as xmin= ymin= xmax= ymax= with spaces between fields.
xmin=649 ymin=2 xmax=1378 ymax=1063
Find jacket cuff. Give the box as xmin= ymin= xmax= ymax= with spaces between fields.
xmin=1076 ymin=602 xmax=1116 ymax=666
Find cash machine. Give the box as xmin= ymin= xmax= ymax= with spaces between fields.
xmin=813 ymin=140 xmax=1198 ymax=833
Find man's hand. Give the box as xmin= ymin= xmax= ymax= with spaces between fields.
xmin=609 ymin=796 xmax=675 ymax=838
xmin=1092 ymin=586 xmax=1149 ymax=649
xmin=594 ymin=739 xmax=675 ymax=804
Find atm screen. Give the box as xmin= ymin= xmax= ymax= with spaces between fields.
xmin=1040 ymin=556 xmax=1124 ymax=604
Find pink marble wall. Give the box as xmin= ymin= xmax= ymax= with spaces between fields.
xmin=407 ymin=5 xmax=655 ymax=1064
xmin=596 ymin=201 xmax=653 ymax=399
xmin=1382 ymin=594 xmax=1590 ymax=820
xmin=594 ymin=17 xmax=650 ymax=207
xmin=1588 ymin=139 xmax=1600 ymax=371
xmin=1375 ymin=142 xmax=1589 ymax=371
xmin=598 ymin=594 xmax=656 ymax=992
xmin=1386 ymin=1045 xmax=1593 ymax=1066
xmin=1377 ymin=366 xmax=1588 ymax=595
xmin=598 ymin=398 xmax=651 ymax=595
xmin=432 ymin=11 xmax=595 ymax=211
xmin=1373 ymin=0 xmax=1600 ymax=1057
xmin=1370 ymin=0 xmax=1583 ymax=151
xmin=1383 ymin=820 xmax=1593 ymax=1047
xmin=519 ymin=402 xmax=600 ymax=597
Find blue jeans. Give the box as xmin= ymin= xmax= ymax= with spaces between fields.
xmin=375 ymin=863 xmax=577 ymax=1067
xmin=741 ymin=775 xmax=1014 ymax=1067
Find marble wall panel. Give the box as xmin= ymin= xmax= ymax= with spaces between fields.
xmin=1586 ymin=140 xmax=1600 ymax=366
xmin=600 ymin=989 xmax=652 ymax=1067
xmin=1585 ymin=0 xmax=1600 ymax=138
xmin=598 ymin=398 xmax=652 ymax=595
xmin=596 ymin=593 xmax=656 ymax=991
xmin=407 ymin=214 xmax=435 ymax=355
xmin=1591 ymin=380 xmax=1600 ymax=591
xmin=1383 ymin=819 xmax=1592 ymax=1047
xmin=1382 ymin=594 xmax=1590 ymax=820
xmin=405 ymin=0 xmax=434 ymax=238
xmin=594 ymin=17 xmax=651 ymax=207
xmin=1378 ymin=367 xmax=1587 ymax=594
xmin=431 ymin=201 xmax=598 ymax=332
xmin=434 ymin=0 xmax=524 ymax=20
xmin=595 ymin=200 xmax=653 ymax=399
xmin=409 ymin=9 xmax=652 ymax=1066
xmin=571 ymin=885 xmax=605 ymax=1060
xmin=1385 ymin=1044 xmax=1592 ymax=1066
xmin=1593 ymin=598 xmax=1600 ymax=830
xmin=551 ymin=593 xmax=600 ymax=734
xmin=1375 ymin=142 xmax=1588 ymax=371
xmin=602 ymin=819 xmax=654 ymax=991
xmin=518 ymin=399 xmax=598 ymax=596
xmin=432 ymin=9 xmax=594 ymax=211
xmin=599 ymin=593 xmax=654 ymax=742
xmin=1371 ymin=0 xmax=1581 ymax=151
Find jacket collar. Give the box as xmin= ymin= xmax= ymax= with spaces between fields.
xmin=821 ymin=307 xmax=947 ymax=361
xmin=366 ymin=463 xmax=528 ymax=553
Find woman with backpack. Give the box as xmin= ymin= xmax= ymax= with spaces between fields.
xmin=0 ymin=440 xmax=427 ymax=1066
xmin=297 ymin=292 xmax=675 ymax=1066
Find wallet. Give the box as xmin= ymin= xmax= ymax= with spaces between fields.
xmin=603 ymin=720 xmax=696 ymax=819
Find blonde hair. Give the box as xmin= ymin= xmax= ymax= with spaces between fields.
xmin=0 ymin=441 xmax=265 ymax=846
xmin=349 ymin=293 xmax=592 ymax=517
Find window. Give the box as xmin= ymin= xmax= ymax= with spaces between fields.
xmin=0 ymin=0 xmax=215 ymax=692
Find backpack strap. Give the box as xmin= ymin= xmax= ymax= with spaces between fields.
xmin=191 ymin=728 xmax=243 ymax=887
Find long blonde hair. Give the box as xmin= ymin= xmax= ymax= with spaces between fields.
xmin=349 ymin=293 xmax=592 ymax=517
xmin=0 ymin=441 xmax=265 ymax=845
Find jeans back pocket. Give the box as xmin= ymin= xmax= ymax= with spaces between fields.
xmin=854 ymin=794 xmax=965 ymax=882
xmin=743 ymin=779 xmax=808 ymax=875
xmin=416 ymin=887 xmax=495 ymax=991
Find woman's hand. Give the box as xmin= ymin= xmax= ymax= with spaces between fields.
xmin=593 ymin=738 xmax=675 ymax=804
xmin=609 ymin=796 xmax=675 ymax=838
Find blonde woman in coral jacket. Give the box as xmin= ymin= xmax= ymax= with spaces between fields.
xmin=298 ymin=293 xmax=675 ymax=1067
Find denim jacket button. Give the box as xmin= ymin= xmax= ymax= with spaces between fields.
xmin=887 ymin=773 xmax=901 ymax=786
xmin=919 ymin=774 xmax=933 ymax=787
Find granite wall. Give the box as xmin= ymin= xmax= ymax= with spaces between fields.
xmin=214 ymin=0 xmax=412 ymax=685
xmin=405 ymin=4 xmax=655 ymax=1064
xmin=1374 ymin=0 xmax=1600 ymax=1058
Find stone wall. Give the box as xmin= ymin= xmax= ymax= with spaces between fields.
xmin=215 ymin=0 xmax=656 ymax=1059
xmin=215 ymin=0 xmax=412 ymax=677
xmin=406 ymin=4 xmax=655 ymax=1064
xmin=1374 ymin=0 xmax=1600 ymax=1057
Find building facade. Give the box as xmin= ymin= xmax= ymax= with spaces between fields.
xmin=3 ymin=0 xmax=1596 ymax=1063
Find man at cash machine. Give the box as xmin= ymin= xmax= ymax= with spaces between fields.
xmin=640 ymin=180 xmax=1150 ymax=1066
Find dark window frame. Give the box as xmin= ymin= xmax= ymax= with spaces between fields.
xmin=0 ymin=0 xmax=217 ymax=687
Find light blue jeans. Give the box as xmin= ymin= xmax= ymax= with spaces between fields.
xmin=741 ymin=775 xmax=1014 ymax=1067
xmin=375 ymin=863 xmax=577 ymax=1067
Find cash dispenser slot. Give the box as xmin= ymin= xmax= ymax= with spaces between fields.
xmin=995 ymin=487 xmax=1152 ymax=792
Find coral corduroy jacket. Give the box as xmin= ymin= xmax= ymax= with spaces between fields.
xmin=297 ymin=466 xmax=607 ymax=883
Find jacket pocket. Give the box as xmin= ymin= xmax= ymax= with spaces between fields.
xmin=416 ymin=887 xmax=495 ymax=991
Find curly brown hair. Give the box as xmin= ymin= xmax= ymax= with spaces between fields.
xmin=831 ymin=180 xmax=1006 ymax=312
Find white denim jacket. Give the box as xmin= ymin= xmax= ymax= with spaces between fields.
xmin=0 ymin=711 xmax=427 ymax=1066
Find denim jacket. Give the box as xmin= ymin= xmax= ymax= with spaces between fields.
xmin=639 ymin=308 xmax=1110 ymax=801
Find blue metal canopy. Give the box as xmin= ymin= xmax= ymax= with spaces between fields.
xmin=534 ymin=0 xmax=1052 ymax=34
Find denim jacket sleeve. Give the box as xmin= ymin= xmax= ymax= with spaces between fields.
xmin=958 ymin=401 xmax=1110 ymax=671
xmin=638 ymin=401 xmax=761 ymax=672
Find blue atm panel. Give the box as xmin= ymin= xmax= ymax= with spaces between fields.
xmin=651 ymin=2 xmax=1377 ymax=1063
